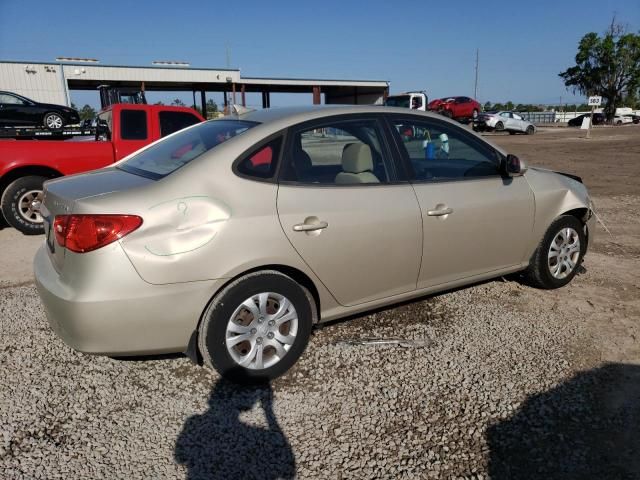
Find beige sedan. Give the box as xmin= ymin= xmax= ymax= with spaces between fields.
xmin=34 ymin=105 xmax=595 ymax=383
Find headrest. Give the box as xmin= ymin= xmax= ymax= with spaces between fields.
xmin=342 ymin=143 xmax=373 ymax=174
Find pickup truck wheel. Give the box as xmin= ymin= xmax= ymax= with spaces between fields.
xmin=44 ymin=113 xmax=64 ymax=131
xmin=1 ymin=176 xmax=47 ymax=235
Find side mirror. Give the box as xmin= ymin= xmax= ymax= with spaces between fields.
xmin=503 ymin=154 xmax=527 ymax=177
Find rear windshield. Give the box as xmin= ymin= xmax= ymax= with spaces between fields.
xmin=118 ymin=119 xmax=258 ymax=179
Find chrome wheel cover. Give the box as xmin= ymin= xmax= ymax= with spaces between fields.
xmin=46 ymin=114 xmax=63 ymax=129
xmin=17 ymin=190 xmax=44 ymax=224
xmin=548 ymin=227 xmax=580 ymax=279
xmin=225 ymin=292 xmax=298 ymax=370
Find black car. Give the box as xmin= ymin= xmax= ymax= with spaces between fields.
xmin=567 ymin=112 xmax=605 ymax=127
xmin=0 ymin=91 xmax=80 ymax=130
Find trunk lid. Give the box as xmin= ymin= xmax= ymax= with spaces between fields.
xmin=41 ymin=168 xmax=154 ymax=271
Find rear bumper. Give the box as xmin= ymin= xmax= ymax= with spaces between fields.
xmin=34 ymin=244 xmax=222 ymax=356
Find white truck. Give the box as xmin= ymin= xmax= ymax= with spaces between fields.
xmin=384 ymin=91 xmax=428 ymax=111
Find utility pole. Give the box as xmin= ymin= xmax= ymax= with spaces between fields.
xmin=474 ymin=49 xmax=479 ymax=99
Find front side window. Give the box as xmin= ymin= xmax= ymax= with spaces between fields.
xmin=281 ymin=119 xmax=393 ymax=185
xmin=391 ymin=117 xmax=500 ymax=181
xmin=120 ymin=110 xmax=148 ymax=140
xmin=119 ymin=120 xmax=257 ymax=179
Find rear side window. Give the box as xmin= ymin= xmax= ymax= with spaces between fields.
xmin=236 ymin=137 xmax=282 ymax=180
xmin=159 ymin=111 xmax=202 ymax=137
xmin=118 ymin=120 xmax=257 ymax=179
xmin=120 ymin=110 xmax=148 ymax=140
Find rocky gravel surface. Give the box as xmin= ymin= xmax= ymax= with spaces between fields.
xmin=4 ymin=272 xmax=631 ymax=480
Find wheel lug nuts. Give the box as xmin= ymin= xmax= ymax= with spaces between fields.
xmin=268 ymin=320 xmax=275 ymax=326
xmin=251 ymin=328 xmax=257 ymax=334
xmin=256 ymin=337 xmax=263 ymax=344
xmin=267 ymin=332 xmax=274 ymax=339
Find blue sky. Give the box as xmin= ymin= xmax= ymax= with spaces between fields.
xmin=1 ymin=0 xmax=638 ymax=108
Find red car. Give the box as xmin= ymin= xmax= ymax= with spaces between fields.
xmin=428 ymin=96 xmax=482 ymax=121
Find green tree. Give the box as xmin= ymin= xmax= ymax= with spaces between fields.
xmin=206 ymin=99 xmax=218 ymax=114
xmin=559 ymin=21 xmax=640 ymax=118
xmin=483 ymin=101 xmax=492 ymax=111
xmin=171 ymin=98 xmax=186 ymax=107
xmin=78 ymin=104 xmax=96 ymax=121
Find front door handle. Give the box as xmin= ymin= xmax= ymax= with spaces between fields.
xmin=293 ymin=220 xmax=328 ymax=232
xmin=427 ymin=207 xmax=453 ymax=216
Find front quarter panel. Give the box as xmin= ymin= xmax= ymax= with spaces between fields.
xmin=524 ymin=167 xmax=592 ymax=257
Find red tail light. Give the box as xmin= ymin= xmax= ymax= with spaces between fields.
xmin=53 ymin=214 xmax=143 ymax=253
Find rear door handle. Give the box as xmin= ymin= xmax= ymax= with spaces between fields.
xmin=427 ymin=207 xmax=453 ymax=216
xmin=293 ymin=221 xmax=328 ymax=232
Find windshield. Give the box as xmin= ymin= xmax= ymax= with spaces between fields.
xmin=385 ymin=95 xmax=411 ymax=108
xmin=118 ymin=119 xmax=258 ymax=179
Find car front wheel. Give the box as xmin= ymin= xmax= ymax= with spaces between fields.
xmin=44 ymin=112 xmax=64 ymax=130
xmin=526 ymin=125 xmax=535 ymax=135
xmin=198 ymin=270 xmax=314 ymax=383
xmin=524 ymin=215 xmax=586 ymax=289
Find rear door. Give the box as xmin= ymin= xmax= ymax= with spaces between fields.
xmin=387 ymin=114 xmax=534 ymax=288
xmin=114 ymin=108 xmax=151 ymax=159
xmin=277 ymin=115 xmax=422 ymax=306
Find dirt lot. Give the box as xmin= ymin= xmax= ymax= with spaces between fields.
xmin=1 ymin=125 xmax=639 ymax=479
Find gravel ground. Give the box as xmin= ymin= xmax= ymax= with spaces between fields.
xmin=2 ymin=274 xmax=629 ymax=479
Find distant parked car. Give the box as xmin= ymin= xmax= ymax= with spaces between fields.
xmin=35 ymin=105 xmax=595 ymax=383
xmin=614 ymin=115 xmax=633 ymax=125
xmin=628 ymin=114 xmax=640 ymax=124
xmin=567 ymin=113 xmax=605 ymax=127
xmin=0 ymin=91 xmax=80 ymax=130
xmin=428 ymin=96 xmax=482 ymax=121
xmin=474 ymin=111 xmax=535 ymax=135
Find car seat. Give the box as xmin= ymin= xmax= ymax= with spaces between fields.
xmin=335 ymin=143 xmax=379 ymax=184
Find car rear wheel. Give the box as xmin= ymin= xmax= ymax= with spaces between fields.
xmin=198 ymin=270 xmax=314 ymax=383
xmin=495 ymin=121 xmax=504 ymax=131
xmin=523 ymin=215 xmax=585 ymax=289
xmin=526 ymin=126 xmax=535 ymax=135
xmin=440 ymin=109 xmax=453 ymax=118
xmin=0 ymin=176 xmax=46 ymax=235
xmin=44 ymin=112 xmax=64 ymax=131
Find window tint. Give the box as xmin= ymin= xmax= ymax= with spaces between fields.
xmin=281 ymin=119 xmax=392 ymax=185
xmin=391 ymin=118 xmax=500 ymax=181
xmin=159 ymin=111 xmax=202 ymax=137
xmin=118 ymin=120 xmax=257 ymax=179
xmin=120 ymin=110 xmax=148 ymax=140
xmin=236 ymin=137 xmax=282 ymax=179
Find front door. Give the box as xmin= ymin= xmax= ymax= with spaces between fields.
xmin=277 ymin=116 xmax=422 ymax=306
xmin=388 ymin=115 xmax=534 ymax=288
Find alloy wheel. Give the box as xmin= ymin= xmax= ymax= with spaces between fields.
xmin=17 ymin=190 xmax=44 ymax=224
xmin=547 ymin=227 xmax=580 ymax=279
xmin=46 ymin=114 xmax=63 ymax=129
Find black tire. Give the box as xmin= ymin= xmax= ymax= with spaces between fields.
xmin=472 ymin=109 xmax=479 ymax=120
xmin=440 ymin=109 xmax=453 ymax=118
xmin=495 ymin=121 xmax=504 ymax=131
xmin=43 ymin=112 xmax=64 ymax=131
xmin=523 ymin=215 xmax=586 ymax=289
xmin=509 ymin=131 xmax=516 ymax=135
xmin=0 ymin=176 xmax=47 ymax=235
xmin=198 ymin=270 xmax=314 ymax=384
xmin=526 ymin=126 xmax=535 ymax=135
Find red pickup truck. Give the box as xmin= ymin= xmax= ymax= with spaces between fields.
xmin=0 ymin=104 xmax=204 ymax=234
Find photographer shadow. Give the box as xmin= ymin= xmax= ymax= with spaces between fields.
xmin=487 ymin=363 xmax=640 ymax=479
xmin=175 ymin=371 xmax=295 ymax=480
